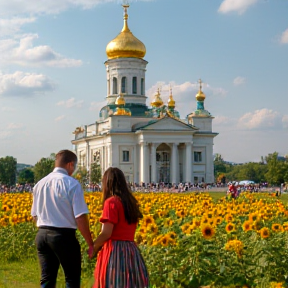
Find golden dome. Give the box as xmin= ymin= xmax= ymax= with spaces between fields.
xmin=106 ymin=5 xmax=146 ymax=60
xmin=151 ymin=89 xmax=163 ymax=108
xmin=196 ymin=78 xmax=206 ymax=101
xmin=114 ymin=107 xmax=131 ymax=116
xmin=115 ymin=94 xmax=126 ymax=106
xmin=167 ymin=88 xmax=175 ymax=108
xmin=196 ymin=90 xmax=206 ymax=102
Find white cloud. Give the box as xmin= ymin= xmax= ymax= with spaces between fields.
xmin=0 ymin=0 xmax=135 ymax=18
xmin=233 ymin=76 xmax=245 ymax=86
xmin=55 ymin=115 xmax=66 ymax=122
xmin=0 ymin=122 xmax=24 ymax=139
xmin=90 ymin=100 xmax=106 ymax=111
xmin=7 ymin=122 xmax=23 ymax=129
xmin=218 ymin=0 xmax=258 ymax=15
xmin=57 ymin=97 xmax=84 ymax=108
xmin=280 ymin=28 xmax=288 ymax=44
xmin=1 ymin=34 xmax=82 ymax=68
xmin=238 ymin=108 xmax=282 ymax=130
xmin=283 ymin=115 xmax=288 ymax=129
xmin=0 ymin=17 xmax=36 ymax=36
xmin=0 ymin=71 xmax=55 ymax=97
xmin=146 ymin=81 xmax=227 ymax=118
xmin=213 ymin=116 xmax=232 ymax=126
xmin=1 ymin=106 xmax=16 ymax=112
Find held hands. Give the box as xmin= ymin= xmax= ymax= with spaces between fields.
xmin=87 ymin=245 xmax=95 ymax=259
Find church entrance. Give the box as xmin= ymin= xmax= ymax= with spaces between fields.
xmin=156 ymin=143 xmax=170 ymax=183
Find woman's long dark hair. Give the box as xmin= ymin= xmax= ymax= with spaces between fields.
xmin=102 ymin=167 xmax=142 ymax=224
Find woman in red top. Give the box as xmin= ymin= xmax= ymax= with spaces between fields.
xmin=92 ymin=167 xmax=149 ymax=288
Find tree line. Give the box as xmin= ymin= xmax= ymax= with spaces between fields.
xmin=214 ymin=152 xmax=288 ymax=186
xmin=0 ymin=153 xmax=102 ymax=188
xmin=0 ymin=151 xmax=287 ymax=188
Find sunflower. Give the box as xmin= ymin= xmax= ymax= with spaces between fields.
xmin=192 ymin=218 xmax=201 ymax=227
xmin=176 ymin=210 xmax=186 ymax=218
xmin=242 ymin=220 xmax=252 ymax=232
xmin=225 ymin=214 xmax=233 ymax=222
xmin=147 ymin=223 xmax=158 ymax=234
xmin=167 ymin=231 xmax=177 ymax=240
xmin=214 ymin=216 xmax=223 ymax=226
xmin=164 ymin=219 xmax=174 ymax=227
xmin=260 ymin=227 xmax=270 ymax=239
xmin=225 ymin=239 xmax=243 ymax=257
xmin=272 ymin=223 xmax=284 ymax=232
xmin=181 ymin=223 xmax=190 ymax=233
xmin=142 ymin=215 xmax=154 ymax=227
xmin=159 ymin=235 xmax=169 ymax=247
xmin=225 ymin=222 xmax=235 ymax=233
xmin=283 ymin=222 xmax=288 ymax=231
xmin=249 ymin=212 xmax=259 ymax=223
xmin=201 ymin=224 xmax=215 ymax=240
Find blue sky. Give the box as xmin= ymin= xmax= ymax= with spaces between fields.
xmin=0 ymin=0 xmax=287 ymax=165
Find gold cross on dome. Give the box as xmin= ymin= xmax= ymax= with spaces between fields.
xmin=198 ymin=78 xmax=203 ymax=91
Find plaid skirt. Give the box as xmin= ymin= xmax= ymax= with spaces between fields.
xmin=93 ymin=240 xmax=149 ymax=288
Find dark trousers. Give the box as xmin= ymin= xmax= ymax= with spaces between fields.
xmin=35 ymin=227 xmax=81 ymax=288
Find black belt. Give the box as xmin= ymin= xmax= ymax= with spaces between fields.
xmin=38 ymin=226 xmax=76 ymax=233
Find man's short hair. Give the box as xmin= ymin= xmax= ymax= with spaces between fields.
xmin=56 ymin=150 xmax=77 ymax=166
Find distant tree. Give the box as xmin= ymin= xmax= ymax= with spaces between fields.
xmin=73 ymin=167 xmax=88 ymax=189
xmin=265 ymin=152 xmax=287 ymax=185
xmin=90 ymin=163 xmax=102 ymax=184
xmin=18 ymin=168 xmax=35 ymax=184
xmin=0 ymin=156 xmax=17 ymax=186
xmin=33 ymin=155 xmax=55 ymax=183
xmin=214 ymin=153 xmax=228 ymax=181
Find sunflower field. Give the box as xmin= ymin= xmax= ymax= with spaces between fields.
xmin=1 ymin=192 xmax=288 ymax=288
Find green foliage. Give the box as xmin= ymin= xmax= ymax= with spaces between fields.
xmin=17 ymin=168 xmax=35 ymax=184
xmin=90 ymin=163 xmax=102 ymax=184
xmin=0 ymin=156 xmax=17 ymax=186
xmin=33 ymin=155 xmax=55 ymax=183
xmin=215 ymin=151 xmax=288 ymax=185
xmin=73 ymin=167 xmax=89 ymax=189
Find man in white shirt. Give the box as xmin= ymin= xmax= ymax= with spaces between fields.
xmin=31 ymin=150 xmax=93 ymax=288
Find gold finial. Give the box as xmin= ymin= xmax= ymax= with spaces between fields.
xmin=115 ymin=93 xmax=126 ymax=106
xmin=151 ymin=88 xmax=163 ymax=108
xmin=168 ymin=85 xmax=175 ymax=108
xmin=122 ymin=3 xmax=130 ymax=32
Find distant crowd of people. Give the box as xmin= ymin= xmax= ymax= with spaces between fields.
xmin=0 ymin=183 xmax=34 ymax=193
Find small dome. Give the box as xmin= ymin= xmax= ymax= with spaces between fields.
xmin=114 ymin=107 xmax=131 ymax=116
xmin=115 ymin=94 xmax=126 ymax=106
xmin=167 ymin=89 xmax=175 ymax=108
xmin=196 ymin=90 xmax=206 ymax=102
xmin=106 ymin=5 xmax=146 ymax=60
xmin=196 ymin=78 xmax=206 ymax=102
xmin=151 ymin=89 xmax=163 ymax=108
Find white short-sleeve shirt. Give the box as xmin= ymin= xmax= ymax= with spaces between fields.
xmin=31 ymin=167 xmax=89 ymax=229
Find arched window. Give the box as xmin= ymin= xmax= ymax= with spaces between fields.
xmin=121 ymin=77 xmax=127 ymax=93
xmin=113 ymin=77 xmax=118 ymax=94
xmin=132 ymin=77 xmax=137 ymax=94
xmin=141 ymin=78 xmax=145 ymax=95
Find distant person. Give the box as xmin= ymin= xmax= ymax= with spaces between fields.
xmin=228 ymin=182 xmax=237 ymax=199
xmin=91 ymin=167 xmax=149 ymax=288
xmin=31 ymin=149 xmax=93 ymax=288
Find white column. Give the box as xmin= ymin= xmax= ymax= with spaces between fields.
xmin=101 ymin=146 xmax=105 ymax=174
xmin=133 ymin=145 xmax=138 ymax=184
xmin=185 ymin=142 xmax=192 ymax=182
xmin=107 ymin=144 xmax=111 ymax=168
xmin=86 ymin=142 xmax=90 ymax=171
xmin=140 ymin=143 xmax=149 ymax=184
xmin=171 ymin=143 xmax=178 ymax=184
xmin=151 ymin=143 xmax=157 ymax=183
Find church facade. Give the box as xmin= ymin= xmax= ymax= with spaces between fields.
xmin=71 ymin=4 xmax=218 ymax=185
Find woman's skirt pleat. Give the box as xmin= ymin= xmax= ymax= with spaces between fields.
xmin=93 ymin=240 xmax=149 ymax=288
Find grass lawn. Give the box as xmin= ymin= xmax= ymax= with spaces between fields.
xmin=0 ymin=260 xmax=94 ymax=288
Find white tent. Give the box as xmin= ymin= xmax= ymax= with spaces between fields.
xmin=239 ymin=180 xmax=255 ymax=185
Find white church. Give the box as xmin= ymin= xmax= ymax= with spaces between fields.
xmin=72 ymin=4 xmax=218 ymax=185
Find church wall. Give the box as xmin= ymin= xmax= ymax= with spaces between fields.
xmin=191 ymin=117 xmax=213 ymax=132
